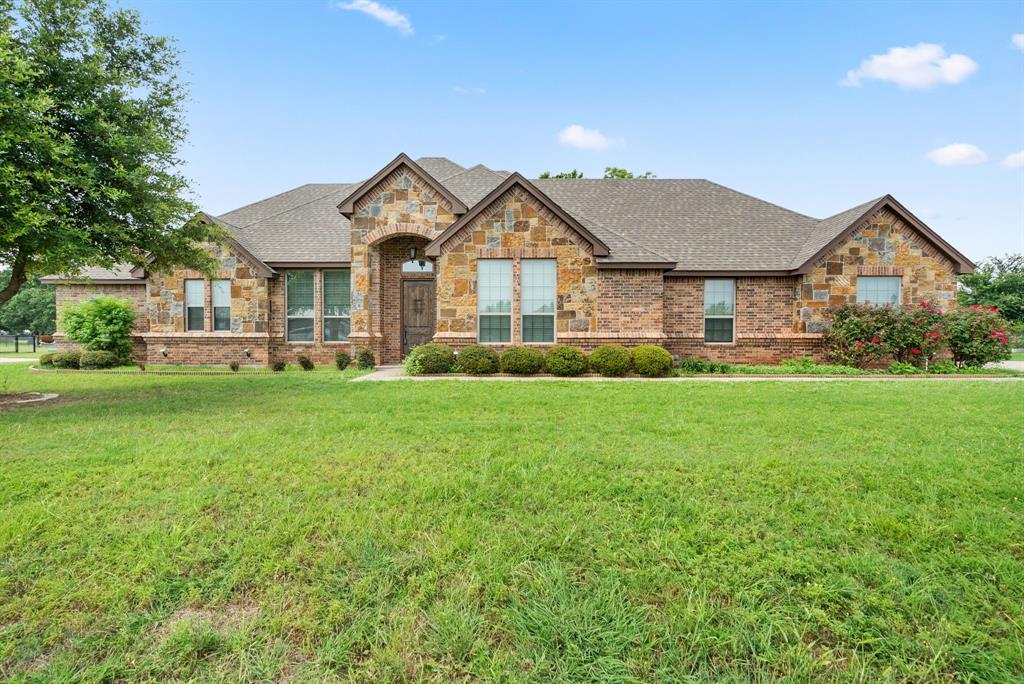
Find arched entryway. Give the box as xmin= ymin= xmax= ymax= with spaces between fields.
xmin=373 ymin=234 xmax=436 ymax=363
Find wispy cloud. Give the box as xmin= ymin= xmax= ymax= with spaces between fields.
xmin=925 ymin=143 xmax=987 ymax=166
xmin=453 ymin=86 xmax=486 ymax=94
xmin=842 ymin=43 xmax=977 ymax=89
xmin=1012 ymin=34 xmax=1024 ymax=51
xmin=433 ymin=34 xmax=446 ymax=44
xmin=338 ymin=0 xmax=413 ymax=36
xmin=1001 ymin=151 xmax=1024 ymax=169
xmin=557 ymin=124 xmax=616 ymax=151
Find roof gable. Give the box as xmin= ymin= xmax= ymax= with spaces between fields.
xmin=336 ymin=153 xmax=468 ymax=218
xmin=424 ymin=173 xmax=610 ymax=257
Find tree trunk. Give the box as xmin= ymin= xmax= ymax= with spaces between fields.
xmin=0 ymin=255 xmax=28 ymax=306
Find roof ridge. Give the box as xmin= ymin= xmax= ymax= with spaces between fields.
xmin=441 ymin=164 xmax=501 ymax=182
xmin=232 ymin=184 xmax=355 ymax=232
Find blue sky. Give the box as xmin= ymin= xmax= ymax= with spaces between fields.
xmin=123 ymin=0 xmax=1024 ymax=261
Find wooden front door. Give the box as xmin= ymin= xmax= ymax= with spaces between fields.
xmin=401 ymin=280 xmax=435 ymax=357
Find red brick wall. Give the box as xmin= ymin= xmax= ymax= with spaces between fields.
xmin=267 ymin=271 xmax=354 ymax=366
xmin=597 ymin=269 xmax=663 ymax=334
xmin=378 ymin=236 xmax=434 ymax=363
xmin=54 ymin=283 xmax=148 ymax=358
xmin=142 ymin=335 xmax=269 ymax=366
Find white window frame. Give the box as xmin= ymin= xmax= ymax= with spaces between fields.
xmin=520 ymin=259 xmax=556 ymax=344
xmin=285 ymin=270 xmax=316 ymax=342
xmin=477 ymin=259 xmax=512 ymax=344
xmin=185 ymin=279 xmax=205 ymax=332
xmin=322 ymin=269 xmax=351 ymax=343
xmin=212 ymin=279 xmax=231 ymax=332
xmin=856 ymin=276 xmax=902 ymax=307
xmin=703 ymin=278 xmax=735 ymax=344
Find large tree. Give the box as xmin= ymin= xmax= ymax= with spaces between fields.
xmin=0 ymin=270 xmax=55 ymax=334
xmin=603 ymin=167 xmax=656 ymax=179
xmin=0 ymin=0 xmax=221 ymax=306
xmin=538 ymin=169 xmax=584 ymax=179
xmin=958 ymin=254 xmax=1024 ymax=324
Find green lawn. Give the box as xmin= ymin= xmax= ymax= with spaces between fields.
xmin=1 ymin=367 xmax=1022 ymax=683
xmin=1010 ymin=350 xmax=1024 ymax=361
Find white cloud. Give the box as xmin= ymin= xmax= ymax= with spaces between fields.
xmin=433 ymin=34 xmax=446 ymax=43
xmin=1012 ymin=34 xmax=1024 ymax=51
xmin=557 ymin=124 xmax=614 ymax=150
xmin=842 ymin=43 xmax=977 ymax=89
xmin=1001 ymin=151 xmax=1024 ymax=169
xmin=338 ymin=0 xmax=413 ymax=36
xmin=453 ymin=86 xmax=485 ymax=94
xmin=925 ymin=143 xmax=988 ymax=166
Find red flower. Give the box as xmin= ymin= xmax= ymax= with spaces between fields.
xmin=920 ymin=301 xmax=929 ymax=308
xmin=854 ymin=340 xmax=864 ymax=348
xmin=871 ymin=337 xmax=880 ymax=344
xmin=971 ymin=305 xmax=981 ymax=309
xmin=988 ymin=306 xmax=999 ymax=312
xmin=911 ymin=348 xmax=921 ymax=354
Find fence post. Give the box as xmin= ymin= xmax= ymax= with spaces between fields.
xmin=14 ymin=335 xmax=18 ymax=353
xmin=32 ymin=335 xmax=37 ymax=353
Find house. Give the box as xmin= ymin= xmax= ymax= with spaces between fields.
xmin=43 ymin=153 xmax=974 ymax=366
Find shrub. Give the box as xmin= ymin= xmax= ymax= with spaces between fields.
xmin=356 ymin=349 xmax=375 ymax=370
xmin=631 ymin=345 xmax=673 ymax=377
xmin=678 ymin=357 xmax=711 ymax=374
xmin=456 ymin=345 xmax=499 ymax=375
xmin=38 ymin=352 xmax=55 ymax=367
xmin=544 ymin=345 xmax=588 ymax=376
xmin=942 ymin=306 xmax=1013 ymax=367
xmin=886 ymin=302 xmax=944 ymax=366
xmin=888 ymin=361 xmax=922 ymax=375
xmin=499 ymin=347 xmax=544 ymax=375
xmin=780 ymin=356 xmax=815 ymax=372
xmin=404 ymin=343 xmax=454 ymax=375
xmin=51 ymin=351 xmax=81 ymax=369
xmin=271 ymin=360 xmax=286 ymax=372
xmin=589 ymin=345 xmax=632 ymax=377
xmin=930 ymin=360 xmax=959 ymax=375
xmin=298 ymin=355 xmax=315 ymax=371
xmin=707 ymin=361 xmax=733 ymax=374
xmin=335 ymin=352 xmax=351 ymax=371
xmin=825 ymin=305 xmax=890 ymax=368
xmin=229 ymin=361 xmax=240 ymax=372
xmin=60 ymin=296 xmax=137 ymax=360
xmin=79 ymin=350 xmax=119 ymax=369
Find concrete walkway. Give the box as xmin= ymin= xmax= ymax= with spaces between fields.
xmin=353 ymin=366 xmax=1022 ymax=383
xmin=991 ymin=360 xmax=1024 ymax=372
xmin=0 ymin=356 xmax=37 ymax=364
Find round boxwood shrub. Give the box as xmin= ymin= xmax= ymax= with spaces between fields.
xmin=457 ymin=345 xmax=499 ymax=375
xmin=80 ymin=350 xmax=119 ymax=369
xmin=297 ymin=355 xmax=315 ymax=371
xmin=38 ymin=352 xmax=55 ymax=368
xmin=499 ymin=346 xmax=544 ymax=375
xmin=545 ymin=345 xmax=588 ymax=377
xmin=407 ymin=343 xmax=455 ymax=375
xmin=271 ymin=360 xmax=287 ymax=372
xmin=632 ymin=345 xmax=673 ymax=377
xmin=335 ymin=352 xmax=351 ymax=371
xmin=51 ymin=351 xmax=81 ymax=369
xmin=589 ymin=344 xmax=632 ymax=377
xmin=355 ymin=349 xmax=375 ymax=370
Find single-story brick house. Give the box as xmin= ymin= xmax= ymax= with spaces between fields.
xmin=44 ymin=153 xmax=975 ymax=366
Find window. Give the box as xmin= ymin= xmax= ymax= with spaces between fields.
xmin=323 ymin=270 xmax=351 ymax=341
xmin=212 ymin=280 xmax=231 ymax=331
xmin=402 ymin=258 xmax=433 ymax=273
xmin=478 ymin=259 xmax=512 ymax=343
xmin=286 ymin=271 xmax=315 ymax=341
xmin=185 ymin=279 xmax=204 ymax=331
xmin=704 ymin=279 xmax=735 ymax=343
xmin=521 ymin=259 xmax=555 ymax=343
xmin=857 ymin=276 xmax=901 ymax=306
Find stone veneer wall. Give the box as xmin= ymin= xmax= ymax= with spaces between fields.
xmin=433 ymin=186 xmax=598 ymax=347
xmin=147 ymin=242 xmax=269 ymax=334
xmin=348 ymin=166 xmax=459 ymax=361
xmin=795 ymin=209 xmax=958 ymax=334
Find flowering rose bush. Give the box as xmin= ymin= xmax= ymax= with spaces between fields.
xmin=824 ymin=305 xmax=890 ymax=367
xmin=885 ymin=302 xmax=944 ymax=366
xmin=941 ymin=305 xmax=1012 ymax=367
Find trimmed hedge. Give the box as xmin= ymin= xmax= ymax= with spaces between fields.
xmin=632 ymin=345 xmax=673 ymax=376
xmin=499 ymin=347 xmax=544 ymax=375
xmin=80 ymin=350 xmax=119 ymax=369
xmin=590 ymin=344 xmax=632 ymax=377
xmin=406 ymin=343 xmax=455 ymax=375
xmin=335 ymin=352 xmax=351 ymax=371
xmin=38 ymin=352 xmax=55 ymax=368
xmin=457 ymin=345 xmax=499 ymax=375
xmin=545 ymin=345 xmax=588 ymax=377
xmin=51 ymin=351 xmax=81 ymax=369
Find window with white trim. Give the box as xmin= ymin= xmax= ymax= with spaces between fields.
xmin=323 ymin=269 xmax=351 ymax=342
xmin=856 ymin=276 xmax=901 ymax=306
xmin=286 ymin=271 xmax=315 ymax=341
xmin=185 ymin=279 xmax=204 ymax=331
xmin=212 ymin=280 xmax=231 ymax=331
xmin=521 ymin=259 xmax=556 ymax=343
xmin=704 ymin=279 xmax=735 ymax=343
xmin=478 ymin=259 xmax=512 ymax=343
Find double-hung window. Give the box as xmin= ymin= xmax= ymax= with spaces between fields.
xmin=286 ymin=271 xmax=315 ymax=341
xmin=521 ymin=259 xmax=556 ymax=343
xmin=323 ymin=270 xmax=351 ymax=342
xmin=185 ymin=279 xmax=205 ymax=331
xmin=704 ymin=279 xmax=735 ymax=343
xmin=212 ymin=280 xmax=231 ymax=331
xmin=478 ymin=259 xmax=512 ymax=343
xmin=856 ymin=276 xmax=901 ymax=306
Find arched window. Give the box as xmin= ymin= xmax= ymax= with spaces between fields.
xmin=402 ymin=258 xmax=434 ymax=274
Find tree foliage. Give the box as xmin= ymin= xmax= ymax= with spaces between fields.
xmin=61 ymin=295 xmax=136 ymax=358
xmin=0 ymin=0 xmax=222 ymax=306
xmin=0 ymin=269 xmax=55 ymax=333
xmin=958 ymin=254 xmax=1024 ymax=325
xmin=538 ymin=169 xmax=584 ymax=179
xmin=603 ymin=167 xmax=656 ymax=179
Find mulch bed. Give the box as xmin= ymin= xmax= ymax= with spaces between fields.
xmin=0 ymin=392 xmax=61 ymax=410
